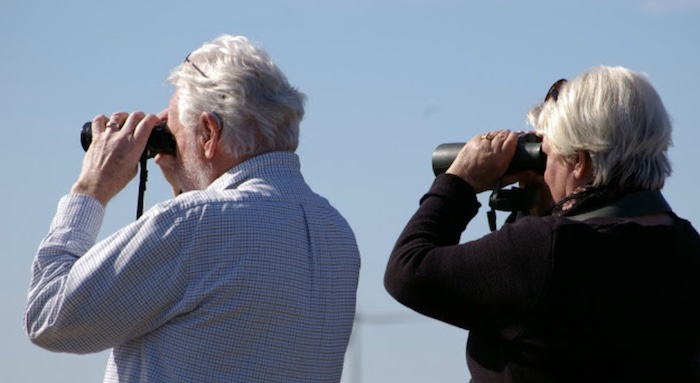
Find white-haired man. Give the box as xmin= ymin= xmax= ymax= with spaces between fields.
xmin=25 ymin=35 xmax=360 ymax=383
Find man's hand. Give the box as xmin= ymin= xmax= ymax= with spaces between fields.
xmin=154 ymin=153 xmax=181 ymax=197
xmin=153 ymin=108 xmax=181 ymax=197
xmin=71 ymin=111 xmax=158 ymax=206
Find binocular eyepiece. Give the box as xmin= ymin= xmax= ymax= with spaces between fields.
xmin=80 ymin=121 xmax=177 ymax=158
xmin=432 ymin=133 xmax=546 ymax=176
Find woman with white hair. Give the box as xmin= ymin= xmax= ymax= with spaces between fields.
xmin=385 ymin=66 xmax=700 ymax=382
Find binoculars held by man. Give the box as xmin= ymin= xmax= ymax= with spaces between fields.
xmin=81 ymin=121 xmax=177 ymax=158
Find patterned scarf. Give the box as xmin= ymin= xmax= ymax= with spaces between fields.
xmin=551 ymin=184 xmax=636 ymax=217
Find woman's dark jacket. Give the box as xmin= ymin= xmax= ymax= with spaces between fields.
xmin=385 ymin=174 xmax=700 ymax=382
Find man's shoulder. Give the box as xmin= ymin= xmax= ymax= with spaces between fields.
xmin=150 ymin=185 xmax=331 ymax=218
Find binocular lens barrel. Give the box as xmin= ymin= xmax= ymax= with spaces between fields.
xmin=80 ymin=121 xmax=177 ymax=158
xmin=432 ymin=143 xmax=466 ymax=176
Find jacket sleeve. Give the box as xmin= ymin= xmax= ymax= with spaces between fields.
xmin=384 ymin=174 xmax=553 ymax=335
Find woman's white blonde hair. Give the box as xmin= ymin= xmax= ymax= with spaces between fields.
xmin=528 ymin=66 xmax=672 ymax=190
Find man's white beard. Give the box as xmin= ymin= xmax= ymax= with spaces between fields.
xmin=180 ymin=138 xmax=214 ymax=191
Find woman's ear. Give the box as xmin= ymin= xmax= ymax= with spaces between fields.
xmin=198 ymin=112 xmax=222 ymax=159
xmin=573 ymin=150 xmax=593 ymax=181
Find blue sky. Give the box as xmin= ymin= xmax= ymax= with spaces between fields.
xmin=2 ymin=1 xmax=699 ymax=382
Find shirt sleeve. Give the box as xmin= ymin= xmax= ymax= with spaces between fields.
xmin=24 ymin=194 xmax=189 ymax=354
xmin=384 ymin=174 xmax=553 ymax=337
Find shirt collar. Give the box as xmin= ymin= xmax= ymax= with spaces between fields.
xmin=206 ymin=151 xmax=301 ymax=191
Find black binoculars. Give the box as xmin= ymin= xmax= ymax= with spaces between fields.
xmin=431 ymin=133 xmax=546 ymax=176
xmin=80 ymin=121 xmax=177 ymax=158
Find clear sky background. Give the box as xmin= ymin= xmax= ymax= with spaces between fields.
xmin=2 ymin=1 xmax=699 ymax=382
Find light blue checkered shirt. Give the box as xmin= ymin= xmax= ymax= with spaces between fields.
xmin=24 ymin=151 xmax=361 ymax=383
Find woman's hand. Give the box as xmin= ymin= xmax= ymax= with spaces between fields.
xmin=446 ymin=130 xmax=519 ymax=193
xmin=513 ymin=170 xmax=555 ymax=216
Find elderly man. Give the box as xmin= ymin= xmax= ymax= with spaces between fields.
xmin=25 ymin=34 xmax=360 ymax=383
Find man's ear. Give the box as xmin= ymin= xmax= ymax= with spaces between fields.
xmin=573 ymin=150 xmax=593 ymax=181
xmin=198 ymin=112 xmax=222 ymax=159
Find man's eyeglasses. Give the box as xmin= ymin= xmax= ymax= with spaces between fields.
xmin=544 ymin=78 xmax=567 ymax=103
xmin=184 ymin=53 xmax=209 ymax=78
xmin=183 ymin=53 xmax=225 ymax=131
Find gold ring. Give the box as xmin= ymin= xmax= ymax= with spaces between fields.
xmin=481 ymin=133 xmax=492 ymax=140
